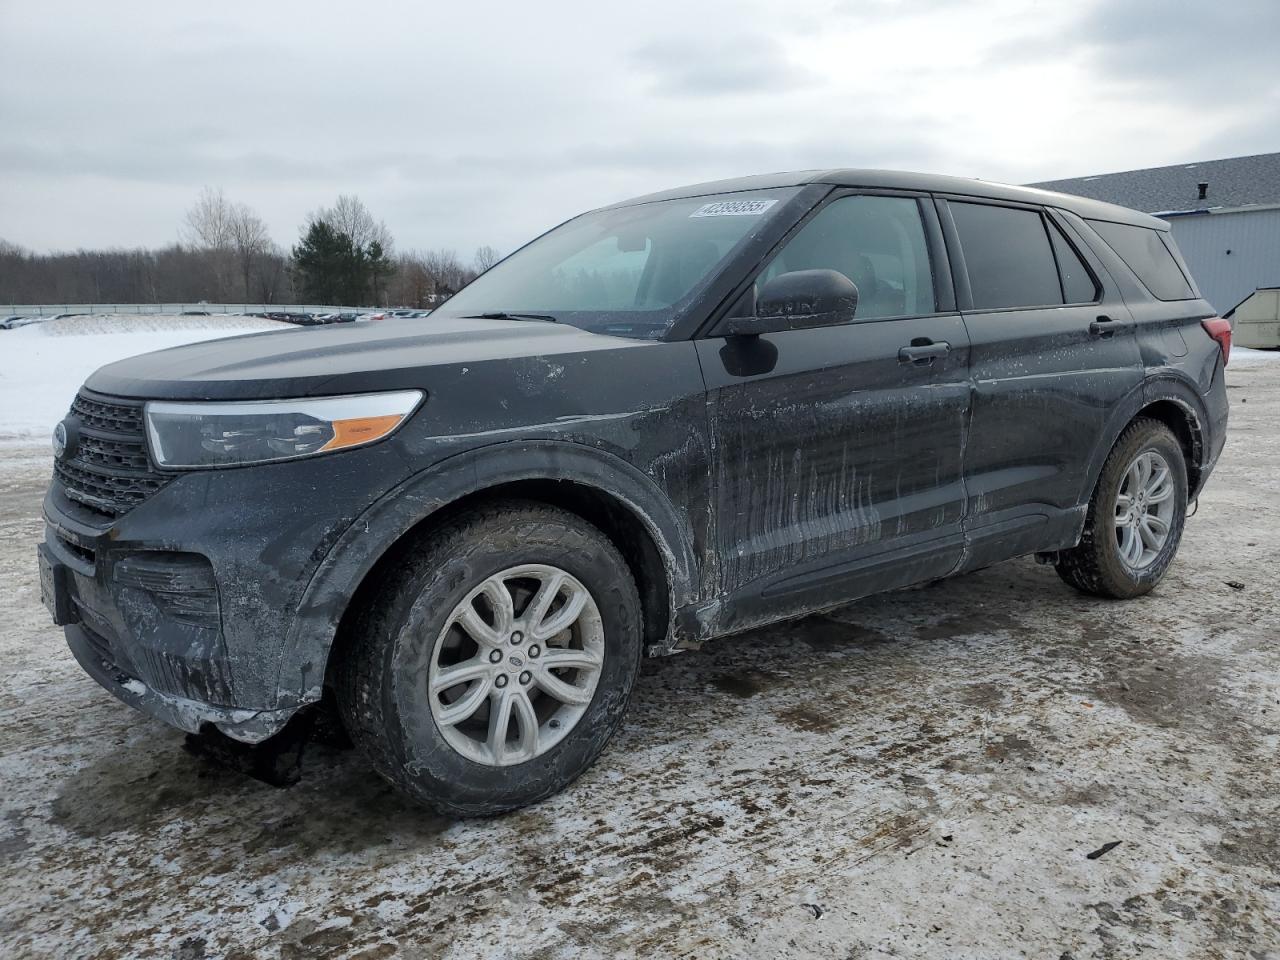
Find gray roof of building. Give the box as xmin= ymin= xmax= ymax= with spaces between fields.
xmin=608 ymin=169 xmax=1164 ymax=227
xmin=1030 ymin=153 xmax=1280 ymax=215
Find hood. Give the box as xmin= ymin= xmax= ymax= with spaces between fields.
xmin=85 ymin=316 xmax=645 ymax=400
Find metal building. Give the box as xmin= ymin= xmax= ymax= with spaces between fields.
xmin=1031 ymin=153 xmax=1280 ymax=316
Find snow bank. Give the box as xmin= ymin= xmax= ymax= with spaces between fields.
xmin=32 ymin=313 xmax=281 ymax=338
xmin=0 ymin=314 xmax=288 ymax=446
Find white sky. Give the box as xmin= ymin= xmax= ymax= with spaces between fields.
xmin=1 ymin=0 xmax=1276 ymax=258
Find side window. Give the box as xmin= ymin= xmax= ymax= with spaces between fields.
xmin=1086 ymin=219 xmax=1194 ymax=301
xmin=950 ymin=201 xmax=1063 ymax=310
xmin=761 ymin=195 xmax=936 ymax=320
xmin=1047 ymin=220 xmax=1100 ymax=304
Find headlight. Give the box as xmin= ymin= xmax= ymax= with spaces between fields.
xmin=144 ymin=391 xmax=424 ymax=468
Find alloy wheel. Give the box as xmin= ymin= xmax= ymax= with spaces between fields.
xmin=1114 ymin=450 xmax=1175 ymax=570
xmin=428 ymin=564 xmax=605 ymax=766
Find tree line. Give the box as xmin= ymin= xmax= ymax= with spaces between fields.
xmin=0 ymin=188 xmax=501 ymax=307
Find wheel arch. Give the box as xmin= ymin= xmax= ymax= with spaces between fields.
xmin=275 ymin=440 xmax=699 ymax=710
xmin=1133 ymin=395 xmax=1204 ymax=496
xmin=1076 ymin=375 xmax=1209 ymax=514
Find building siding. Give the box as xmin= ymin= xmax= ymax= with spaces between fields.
xmin=1163 ymin=208 xmax=1280 ymax=314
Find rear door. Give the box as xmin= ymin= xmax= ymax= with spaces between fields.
xmin=696 ymin=191 xmax=971 ymax=633
xmin=938 ymin=197 xmax=1144 ymax=568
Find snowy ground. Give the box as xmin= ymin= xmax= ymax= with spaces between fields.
xmin=0 ymin=314 xmax=289 ymax=446
xmin=1230 ymin=345 xmax=1280 ymax=367
xmin=0 ymin=352 xmax=1278 ymax=958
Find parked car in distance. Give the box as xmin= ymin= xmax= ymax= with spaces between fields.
xmin=40 ymin=169 xmax=1229 ymax=815
xmin=264 ymin=311 xmax=323 ymax=326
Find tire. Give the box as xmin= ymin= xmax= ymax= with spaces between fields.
xmin=336 ymin=500 xmax=643 ymax=816
xmin=1055 ymin=417 xmax=1188 ymax=599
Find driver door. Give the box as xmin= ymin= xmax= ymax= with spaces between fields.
xmin=695 ymin=192 xmax=971 ymax=634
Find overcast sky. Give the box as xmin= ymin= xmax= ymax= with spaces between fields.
xmin=1 ymin=0 xmax=1276 ymax=258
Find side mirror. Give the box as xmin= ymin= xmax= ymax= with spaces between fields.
xmin=725 ymin=269 xmax=859 ymax=337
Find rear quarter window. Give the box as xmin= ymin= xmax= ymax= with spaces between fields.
xmin=1087 ymin=219 xmax=1194 ymax=301
xmin=1048 ymin=220 xmax=1099 ymax=304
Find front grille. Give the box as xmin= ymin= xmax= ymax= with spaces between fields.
xmin=70 ymin=393 xmax=146 ymax=435
xmin=54 ymin=391 xmax=173 ymax=519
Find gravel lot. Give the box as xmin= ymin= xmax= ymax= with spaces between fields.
xmin=1 ymin=363 xmax=1277 ymax=960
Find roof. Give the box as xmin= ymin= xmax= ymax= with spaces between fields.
xmin=607 ymin=169 xmax=1165 ymax=228
xmin=1030 ymin=153 xmax=1280 ymax=216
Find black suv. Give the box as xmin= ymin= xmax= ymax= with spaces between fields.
xmin=39 ymin=170 xmax=1230 ymax=814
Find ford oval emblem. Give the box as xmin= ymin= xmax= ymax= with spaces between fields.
xmin=52 ymin=421 xmax=68 ymax=460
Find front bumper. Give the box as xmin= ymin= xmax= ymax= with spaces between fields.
xmin=65 ymin=621 xmax=293 ymax=742
xmin=42 ymin=435 xmax=414 ymax=743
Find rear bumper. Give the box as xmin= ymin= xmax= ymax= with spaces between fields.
xmin=1194 ymin=356 xmax=1230 ymax=498
xmin=66 ymin=621 xmax=294 ymax=742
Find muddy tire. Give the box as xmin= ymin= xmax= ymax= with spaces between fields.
xmin=336 ymin=500 xmax=642 ymax=816
xmin=1055 ymin=418 xmax=1188 ymax=599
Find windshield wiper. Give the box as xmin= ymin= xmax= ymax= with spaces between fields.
xmin=464 ymin=312 xmax=559 ymax=323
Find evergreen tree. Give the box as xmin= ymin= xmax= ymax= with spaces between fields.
xmin=291 ymin=220 xmax=346 ymax=303
xmin=291 ymin=207 xmax=397 ymax=306
xmin=365 ymin=239 xmax=395 ymax=305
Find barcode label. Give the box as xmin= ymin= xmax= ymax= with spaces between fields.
xmin=690 ymin=198 xmax=778 ymax=218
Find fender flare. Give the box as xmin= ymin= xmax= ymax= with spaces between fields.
xmin=273 ymin=439 xmax=700 ymax=708
xmin=1074 ymin=373 xmax=1209 ymax=512
xmin=1138 ymin=372 xmax=1211 ymax=488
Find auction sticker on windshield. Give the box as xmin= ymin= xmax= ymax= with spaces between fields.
xmin=689 ymin=198 xmax=778 ymax=218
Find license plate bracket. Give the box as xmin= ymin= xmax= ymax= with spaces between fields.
xmin=37 ymin=544 xmax=76 ymax=626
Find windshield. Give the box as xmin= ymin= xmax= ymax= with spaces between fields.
xmin=438 ymin=188 xmax=801 ymax=339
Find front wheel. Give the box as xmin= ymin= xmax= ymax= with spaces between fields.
xmin=1055 ymin=418 xmax=1188 ymax=599
xmin=336 ymin=501 xmax=642 ymax=816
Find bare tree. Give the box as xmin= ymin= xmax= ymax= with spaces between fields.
xmin=181 ymin=187 xmax=239 ymax=299
xmin=421 ymin=248 xmax=471 ymax=297
xmin=252 ymin=243 xmax=288 ymax=304
xmin=0 ymin=243 xmax=295 ymax=305
xmin=473 ymin=245 xmax=501 ymax=273
xmin=389 ymin=252 xmax=433 ymax=308
xmin=318 ymin=194 xmax=394 ymax=254
xmin=228 ymin=204 xmax=271 ymax=301
xmin=181 ymin=186 xmax=235 ymax=250
xmin=179 ymin=187 xmax=279 ymax=301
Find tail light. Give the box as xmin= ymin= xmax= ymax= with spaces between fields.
xmin=1201 ymin=317 xmax=1232 ymax=366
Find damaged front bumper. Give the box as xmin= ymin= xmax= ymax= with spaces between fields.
xmin=39 ymin=432 xmax=411 ymax=745
xmin=65 ymin=621 xmax=293 ymax=743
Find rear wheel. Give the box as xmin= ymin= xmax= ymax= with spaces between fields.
xmin=337 ymin=501 xmax=642 ymax=816
xmin=1055 ymin=418 xmax=1188 ymax=599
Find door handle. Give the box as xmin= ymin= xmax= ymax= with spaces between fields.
xmin=898 ymin=340 xmax=950 ymax=364
xmin=1089 ymin=315 xmax=1123 ymax=338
